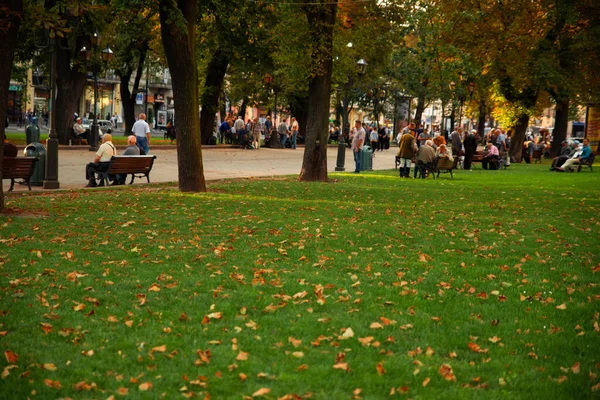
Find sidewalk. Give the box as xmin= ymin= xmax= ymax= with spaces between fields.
xmin=3 ymin=147 xmax=398 ymax=192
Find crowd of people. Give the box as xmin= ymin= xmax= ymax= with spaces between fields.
xmin=217 ymin=114 xmax=302 ymax=150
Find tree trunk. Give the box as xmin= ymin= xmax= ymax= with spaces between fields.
xmin=551 ymin=96 xmax=569 ymax=157
xmin=55 ymin=37 xmax=89 ymax=145
xmin=477 ymin=99 xmax=487 ymax=138
xmin=159 ymin=0 xmax=205 ymax=192
xmin=0 ymin=0 xmax=23 ymax=213
xmin=119 ymin=46 xmax=147 ymax=134
xmin=199 ymin=50 xmax=229 ymax=145
xmin=414 ymin=93 xmax=426 ymax=128
xmin=239 ymin=97 xmax=248 ymax=122
xmin=509 ymin=113 xmax=530 ymax=162
xmin=289 ymin=94 xmax=309 ymax=140
xmin=299 ymin=1 xmax=337 ymax=181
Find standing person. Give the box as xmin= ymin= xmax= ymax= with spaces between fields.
xmin=85 ymin=134 xmax=116 ymax=187
xmin=251 ymin=117 xmax=262 ymax=149
xmin=264 ymin=115 xmax=273 ymax=139
xmin=351 ymin=120 xmax=365 ymax=173
xmin=290 ymin=117 xmax=299 ymax=149
xmin=132 ymin=113 xmax=151 ymax=155
xmin=234 ymin=116 xmax=245 ymax=143
xmin=450 ymin=127 xmax=464 ymax=168
xmin=111 ymin=113 xmax=118 ymax=128
xmin=370 ymin=127 xmax=378 ymax=151
xmin=463 ymin=129 xmax=478 ymax=170
xmin=278 ymin=118 xmax=289 ymax=148
xmin=397 ymin=123 xmax=418 ymax=178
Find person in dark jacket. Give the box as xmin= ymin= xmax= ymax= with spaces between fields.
xmin=463 ymin=129 xmax=478 ymax=170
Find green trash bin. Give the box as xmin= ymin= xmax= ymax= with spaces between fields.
xmin=361 ymin=145 xmax=373 ymax=171
xmin=24 ymin=143 xmax=46 ymax=186
xmin=26 ymin=120 xmax=41 ymax=144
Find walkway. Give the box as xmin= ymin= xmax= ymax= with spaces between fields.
xmin=3 ymin=146 xmax=398 ymax=192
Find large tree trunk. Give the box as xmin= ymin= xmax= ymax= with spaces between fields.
xmin=159 ymin=0 xmax=205 ymax=192
xmin=477 ymin=99 xmax=487 ymax=138
xmin=509 ymin=113 xmax=530 ymax=162
xmin=289 ymin=94 xmax=309 ymax=140
xmin=414 ymin=78 xmax=428 ymax=127
xmin=199 ymin=50 xmax=229 ymax=145
xmin=551 ymin=95 xmax=569 ymax=157
xmin=0 ymin=0 xmax=23 ymax=213
xmin=54 ymin=37 xmax=88 ymax=144
xmin=299 ymin=1 xmax=337 ymax=181
xmin=119 ymin=46 xmax=147 ymax=134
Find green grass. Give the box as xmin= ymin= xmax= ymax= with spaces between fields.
xmin=1 ymin=164 xmax=599 ymax=399
xmin=5 ymin=132 xmax=176 ymax=146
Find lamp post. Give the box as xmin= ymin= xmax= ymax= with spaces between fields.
xmin=33 ymin=30 xmax=61 ymax=189
xmin=80 ymin=33 xmax=113 ymax=151
xmin=336 ymin=58 xmax=367 ymax=172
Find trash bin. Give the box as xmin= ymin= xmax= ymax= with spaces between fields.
xmin=24 ymin=143 xmax=46 ymax=186
xmin=361 ymin=145 xmax=373 ymax=171
xmin=26 ymin=122 xmax=41 ymax=144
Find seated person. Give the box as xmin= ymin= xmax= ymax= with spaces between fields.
xmin=4 ymin=138 xmax=18 ymax=157
xmin=557 ymin=138 xmax=591 ymax=172
xmin=550 ymin=140 xmax=576 ymax=170
xmin=111 ymin=135 xmax=141 ymax=185
xmin=436 ymin=144 xmax=454 ymax=162
xmin=482 ymin=142 xmax=500 ymax=170
xmin=433 ymin=134 xmax=446 ymax=148
xmin=415 ymin=140 xmax=437 ymax=178
xmin=85 ymin=134 xmax=116 ymax=187
xmin=73 ymin=118 xmax=87 ymax=142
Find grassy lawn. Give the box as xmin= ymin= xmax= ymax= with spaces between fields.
xmin=1 ymin=164 xmax=599 ymax=399
xmin=5 ymin=132 xmax=176 ymax=146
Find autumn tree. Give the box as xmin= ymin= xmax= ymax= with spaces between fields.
xmin=158 ymin=0 xmax=205 ymax=192
xmin=297 ymin=0 xmax=337 ymax=181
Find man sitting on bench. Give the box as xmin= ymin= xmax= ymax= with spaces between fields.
xmin=111 ymin=135 xmax=141 ymax=185
xmin=85 ymin=134 xmax=116 ymax=187
xmin=482 ymin=142 xmax=500 ymax=170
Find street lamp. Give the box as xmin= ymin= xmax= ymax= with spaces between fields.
xmin=80 ymin=33 xmax=113 ymax=151
xmin=34 ymin=30 xmax=61 ymax=189
xmin=336 ymin=58 xmax=368 ymax=172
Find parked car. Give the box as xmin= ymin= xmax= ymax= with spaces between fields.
xmin=82 ymin=119 xmax=113 ymax=133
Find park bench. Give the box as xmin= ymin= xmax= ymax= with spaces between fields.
xmin=2 ymin=157 xmax=38 ymax=191
xmin=532 ymin=149 xmax=543 ymax=163
xmin=97 ymin=155 xmax=157 ymax=186
xmin=577 ymin=152 xmax=595 ymax=172
xmin=435 ymin=156 xmax=454 ymax=178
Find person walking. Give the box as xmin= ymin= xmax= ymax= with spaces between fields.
xmin=132 ymin=113 xmax=151 ymax=155
xmin=351 ymin=120 xmax=365 ymax=173
xmin=370 ymin=127 xmax=378 ymax=151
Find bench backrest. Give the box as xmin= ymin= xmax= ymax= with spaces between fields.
xmin=107 ymin=155 xmax=156 ymax=174
xmin=437 ymin=157 xmax=454 ymax=170
xmin=1 ymin=157 xmax=38 ymax=179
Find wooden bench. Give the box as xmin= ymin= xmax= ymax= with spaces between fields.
xmin=2 ymin=157 xmax=38 ymax=191
xmin=577 ymin=153 xmax=595 ymax=172
xmin=435 ymin=156 xmax=454 ymax=178
xmin=532 ymin=149 xmax=543 ymax=163
xmin=97 ymin=155 xmax=157 ymax=186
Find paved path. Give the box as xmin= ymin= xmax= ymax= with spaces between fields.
xmin=3 ymin=146 xmax=398 ymax=192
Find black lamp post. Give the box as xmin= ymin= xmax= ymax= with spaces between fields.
xmin=80 ymin=33 xmax=113 ymax=151
xmin=336 ymin=58 xmax=367 ymax=172
xmin=34 ymin=30 xmax=60 ymax=189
